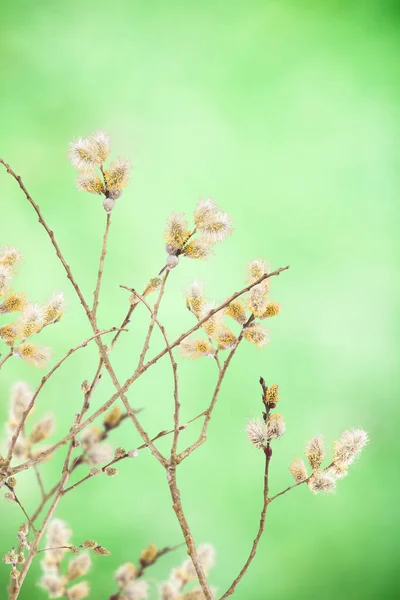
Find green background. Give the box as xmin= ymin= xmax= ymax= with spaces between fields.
xmin=1 ymin=1 xmax=399 ymax=598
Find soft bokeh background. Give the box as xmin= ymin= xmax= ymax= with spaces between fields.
xmin=1 ymin=1 xmax=399 ymax=598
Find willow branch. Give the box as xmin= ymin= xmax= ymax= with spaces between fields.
xmin=167 ymin=464 xmax=214 ymax=600
xmin=177 ymin=317 xmax=253 ymax=463
xmin=0 ymin=349 xmax=13 ymax=370
xmin=6 ymin=486 xmax=37 ymax=533
xmin=121 ymin=286 xmax=181 ymax=456
xmin=92 ymin=213 xmax=111 ymax=318
xmin=136 ymin=271 xmax=169 ymax=370
xmin=219 ymin=448 xmax=271 ymax=599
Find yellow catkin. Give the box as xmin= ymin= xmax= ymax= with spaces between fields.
xmin=0 ymin=292 xmax=27 ymax=313
xmin=77 ymin=173 xmax=106 ymax=195
xmin=289 ymin=458 xmax=308 ymax=483
xmin=104 ymin=159 xmax=131 ymax=192
xmin=164 ymin=213 xmax=191 ymax=249
xmin=0 ymin=323 xmax=20 ymax=345
xmin=0 ymin=248 xmax=21 ymax=270
xmin=224 ymin=299 xmax=247 ymax=324
xmin=248 ymin=259 xmax=269 ymax=283
xmin=202 ymin=312 xmax=220 ymax=337
xmin=194 ymin=339 xmax=212 ymax=353
xmin=265 ymin=384 xmax=279 ymax=405
xmin=187 ymin=296 xmax=205 ymax=316
xmin=216 ymin=327 xmax=237 ymax=350
xmin=243 ymin=323 xmax=268 ymax=347
xmin=143 ymin=277 xmax=162 ymax=296
xmin=104 ymin=406 xmax=123 ymax=428
xmin=260 ymin=301 xmax=281 ymax=319
xmin=182 ymin=240 xmax=210 ymax=260
xmin=305 ymin=435 xmax=325 ymax=470
xmin=140 ymin=543 xmax=158 ymax=565
xmin=17 ymin=343 xmax=36 ymax=358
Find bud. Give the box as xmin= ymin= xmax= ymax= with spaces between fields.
xmin=92 ymin=545 xmax=111 ymax=556
xmin=103 ymin=198 xmax=115 ymax=213
xmin=114 ymin=447 xmax=126 ymax=459
xmin=167 ymin=254 xmax=179 ymax=270
xmin=265 ymin=384 xmax=279 ymax=406
xmin=18 ymin=523 xmax=29 ymax=538
xmin=104 ymin=406 xmax=122 ymax=429
xmin=115 ymin=562 xmax=137 ymax=587
xmin=105 ymin=467 xmax=118 ymax=477
xmin=30 ymin=414 xmax=55 ymax=444
xmin=82 ymin=540 xmax=97 ymax=549
xmin=80 ymin=380 xmax=91 ymax=394
xmin=140 ymin=543 xmax=158 ymax=566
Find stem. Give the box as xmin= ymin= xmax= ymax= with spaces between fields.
xmin=167 ymin=463 xmax=214 ymax=600
xmin=92 ymin=213 xmax=111 ymax=318
xmin=219 ymin=449 xmax=271 ymax=599
xmin=177 ymin=318 xmax=252 ymax=463
xmin=0 ymin=349 xmax=13 ymax=370
xmin=121 ymin=286 xmax=180 ymax=456
xmin=136 ymin=271 xmax=169 ymax=370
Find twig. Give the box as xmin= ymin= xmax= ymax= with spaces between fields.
xmin=136 ymin=271 xmax=169 ymax=370
xmin=92 ymin=213 xmax=111 ymax=318
xmin=167 ymin=463 xmax=214 ymax=600
xmin=0 ymin=349 xmax=13 ymax=370
xmin=6 ymin=486 xmax=37 ymax=533
xmin=33 ymin=463 xmax=46 ymax=499
xmin=219 ymin=448 xmax=272 ymax=599
xmin=121 ymin=286 xmax=180 ymax=456
xmin=269 ymin=481 xmax=306 ymax=502
xmin=177 ymin=317 xmax=253 ymax=463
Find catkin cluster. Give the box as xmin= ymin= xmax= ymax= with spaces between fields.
xmin=181 ymin=258 xmax=280 ymax=359
xmin=0 ymin=247 xmax=64 ymax=366
xmin=0 ymin=130 xmax=369 ymax=600
xmin=69 ymin=131 xmax=131 ymax=213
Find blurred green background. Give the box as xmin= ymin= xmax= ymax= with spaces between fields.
xmin=0 ymin=0 xmax=399 ymax=598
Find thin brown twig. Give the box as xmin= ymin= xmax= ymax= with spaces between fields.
xmin=0 ymin=349 xmax=13 ymax=370
xmin=6 ymin=486 xmax=37 ymax=533
xmin=92 ymin=212 xmax=111 ymax=318
xmin=219 ymin=448 xmax=272 ymax=599
xmin=136 ymin=271 xmax=169 ymax=370
xmin=120 ymin=286 xmax=181 ymax=456
xmin=177 ymin=316 xmax=253 ymax=463
xmin=167 ymin=463 xmax=214 ymax=600
xmin=33 ymin=463 xmax=46 ymax=499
